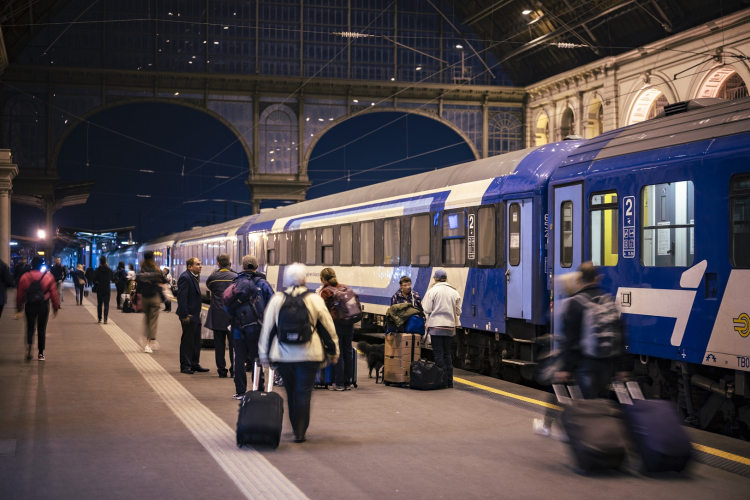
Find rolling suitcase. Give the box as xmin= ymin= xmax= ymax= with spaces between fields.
xmin=237 ymin=361 xmax=284 ymax=449
xmin=554 ymin=384 xmax=628 ymax=474
xmin=315 ymin=363 xmax=334 ymax=389
xmin=614 ymin=381 xmax=692 ymax=473
xmin=409 ymin=359 xmax=444 ymax=390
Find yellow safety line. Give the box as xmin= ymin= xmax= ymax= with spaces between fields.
xmin=691 ymin=443 xmax=750 ymax=466
xmin=454 ymin=376 xmax=563 ymax=411
xmin=455 ymin=376 xmax=750 ymax=468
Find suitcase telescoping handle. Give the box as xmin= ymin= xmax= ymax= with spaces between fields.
xmin=251 ymin=359 xmax=275 ymax=393
xmin=613 ymin=380 xmax=645 ymax=405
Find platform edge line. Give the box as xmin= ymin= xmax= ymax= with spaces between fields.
xmin=453 ymin=377 xmax=563 ymax=410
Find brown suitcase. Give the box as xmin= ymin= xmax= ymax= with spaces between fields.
xmin=383 ymin=333 xmax=420 ymax=386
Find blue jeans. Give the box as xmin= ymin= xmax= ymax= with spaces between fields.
xmin=333 ymin=323 xmax=354 ymax=387
xmin=575 ymin=357 xmax=614 ymax=399
xmin=276 ymin=362 xmax=320 ymax=440
xmin=75 ymin=285 xmax=84 ymax=304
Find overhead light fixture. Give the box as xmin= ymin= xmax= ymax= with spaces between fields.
xmin=353 ymin=99 xmax=359 ymax=103
xmin=175 ymin=92 xmax=179 ymax=95
xmin=224 ymin=26 xmax=229 ymax=29
xmin=522 ymin=9 xmax=532 ymax=15
xmin=455 ymin=44 xmax=463 ymax=49
xmin=390 ymin=77 xmax=395 ymax=81
xmin=214 ymin=41 xmax=219 ymax=44
xmin=37 ymin=229 xmax=46 ymax=239
xmin=416 ymin=66 xmax=422 ymax=71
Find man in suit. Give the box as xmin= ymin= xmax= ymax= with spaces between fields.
xmin=176 ymin=257 xmax=209 ymax=374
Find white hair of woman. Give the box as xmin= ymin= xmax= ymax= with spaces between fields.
xmin=284 ymin=263 xmax=307 ymax=287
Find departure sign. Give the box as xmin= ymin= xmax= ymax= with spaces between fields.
xmin=468 ymin=213 xmax=476 ymax=260
xmin=623 ymin=196 xmax=635 ymax=258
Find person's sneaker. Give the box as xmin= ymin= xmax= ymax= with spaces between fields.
xmin=103 ymin=320 xmax=108 ymax=325
xmin=144 ymin=345 xmax=153 ymax=353
xmin=150 ymin=341 xmax=160 ymax=351
xmin=343 ymin=385 xmax=352 ymax=391
xmin=38 ymin=353 xmax=45 ymax=361
xmin=329 ymin=384 xmax=345 ymax=391
xmin=98 ymin=319 xmax=101 ymax=323
xmin=533 ymin=418 xmax=551 ymax=437
xmin=232 ymin=393 xmax=244 ymax=400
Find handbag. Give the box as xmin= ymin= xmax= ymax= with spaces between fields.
xmin=92 ymin=284 xmax=99 ymax=294
xmin=77 ymin=278 xmax=85 ymax=286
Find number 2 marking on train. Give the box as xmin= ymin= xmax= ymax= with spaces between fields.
xmin=623 ymin=196 xmax=635 ymax=258
xmin=625 ymin=197 xmax=634 ymax=217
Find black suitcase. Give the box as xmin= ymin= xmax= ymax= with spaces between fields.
xmin=614 ymin=382 xmax=692 ymax=472
xmin=554 ymin=384 xmax=628 ymax=473
xmin=122 ymin=298 xmax=133 ymax=313
xmin=237 ymin=362 xmax=284 ymax=449
xmin=409 ymin=359 xmax=444 ymax=390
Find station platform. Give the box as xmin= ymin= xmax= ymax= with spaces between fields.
xmin=2 ymin=285 xmax=750 ymax=500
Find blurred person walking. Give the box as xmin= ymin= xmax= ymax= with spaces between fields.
xmin=422 ymin=270 xmax=462 ymax=388
xmin=93 ymin=256 xmax=114 ymax=324
xmin=51 ymin=257 xmax=68 ymax=305
xmin=73 ymin=264 xmax=87 ymax=305
xmin=225 ymin=255 xmax=274 ymax=399
xmin=13 ymin=257 xmax=30 ymax=286
xmin=205 ymin=254 xmax=237 ymax=378
xmin=137 ymin=252 xmax=167 ymax=353
xmin=177 ymin=257 xmax=208 ymax=374
xmin=0 ymin=258 xmax=13 ymax=319
xmin=15 ymin=257 xmax=60 ymax=361
xmin=259 ymin=263 xmax=339 ymax=443
xmin=113 ymin=262 xmax=127 ymax=310
xmin=554 ymin=262 xmax=631 ymax=398
xmin=85 ymin=266 xmax=95 ymax=287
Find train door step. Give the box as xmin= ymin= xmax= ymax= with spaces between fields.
xmin=501 ymin=359 xmax=537 ymax=366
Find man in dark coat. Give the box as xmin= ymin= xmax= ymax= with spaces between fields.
xmin=85 ymin=266 xmax=95 ymax=287
xmin=51 ymin=257 xmax=68 ymax=305
xmin=205 ymin=254 xmax=237 ymax=378
xmin=176 ymin=257 xmax=208 ymax=374
xmin=13 ymin=257 xmax=30 ymax=286
xmin=0 ymin=259 xmax=14 ymax=319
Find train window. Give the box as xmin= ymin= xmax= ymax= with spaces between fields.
xmin=384 ymin=219 xmax=400 ymax=266
xmin=509 ymin=203 xmax=521 ymax=266
xmin=731 ymin=174 xmax=750 ymax=268
xmin=478 ymin=207 xmax=495 ymax=266
xmin=561 ymin=201 xmax=574 ymax=268
xmin=360 ymin=222 xmax=375 ymax=265
xmin=641 ymin=181 xmax=695 ymax=267
xmin=410 ymin=215 xmax=430 ymax=266
xmin=278 ymin=233 xmax=289 ymax=265
xmin=267 ymin=234 xmax=277 ymax=266
xmin=442 ymin=212 xmax=465 ymax=266
xmin=291 ymin=232 xmax=302 ymax=263
xmin=305 ymin=229 xmax=316 ymax=265
xmin=590 ymin=192 xmax=619 ymax=266
xmin=321 ymin=227 xmax=334 ymax=265
xmin=340 ymin=225 xmax=353 ymax=265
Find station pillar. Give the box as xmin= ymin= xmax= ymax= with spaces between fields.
xmin=0 ymin=150 xmax=19 ymax=264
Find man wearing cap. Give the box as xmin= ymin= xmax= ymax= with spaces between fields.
xmin=422 ymin=270 xmax=462 ymax=388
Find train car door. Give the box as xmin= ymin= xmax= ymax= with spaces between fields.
xmin=552 ymin=183 xmax=583 ymax=334
xmin=506 ymin=199 xmax=532 ymax=319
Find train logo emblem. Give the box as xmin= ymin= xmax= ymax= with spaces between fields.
xmin=734 ymin=313 xmax=750 ymax=338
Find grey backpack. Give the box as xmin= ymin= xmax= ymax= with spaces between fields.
xmin=579 ymin=293 xmax=622 ymax=359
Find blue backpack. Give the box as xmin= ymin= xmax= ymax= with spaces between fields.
xmin=404 ymin=314 xmax=426 ymax=335
xmin=223 ymin=275 xmax=267 ymax=331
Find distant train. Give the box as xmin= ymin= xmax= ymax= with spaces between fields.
xmin=108 ymin=97 xmax=750 ymax=435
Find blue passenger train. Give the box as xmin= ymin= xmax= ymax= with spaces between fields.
xmin=108 ymin=97 xmax=750 ymax=433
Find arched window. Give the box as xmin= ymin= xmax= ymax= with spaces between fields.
xmin=584 ymin=98 xmax=603 ymax=139
xmin=560 ymin=107 xmax=575 ymax=139
xmin=698 ymin=68 xmax=748 ymax=101
xmin=488 ymin=113 xmax=522 ymax=156
xmin=535 ymin=112 xmax=549 ymax=147
xmin=259 ymin=104 xmax=298 ymax=174
xmin=628 ymin=88 xmax=669 ymax=125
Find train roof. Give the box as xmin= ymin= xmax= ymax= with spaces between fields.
xmin=173 ymin=214 xmax=257 ymax=245
xmin=562 ymin=96 xmax=750 ymax=168
xmin=250 ymin=144 xmax=579 ymax=227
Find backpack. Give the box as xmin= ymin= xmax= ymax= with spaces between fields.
xmin=277 ymin=289 xmax=312 ymax=344
xmin=326 ymin=285 xmax=363 ymax=326
xmin=579 ymin=293 xmax=623 ymax=359
xmin=223 ymin=275 xmax=266 ymax=331
xmin=26 ymin=272 xmax=48 ymax=305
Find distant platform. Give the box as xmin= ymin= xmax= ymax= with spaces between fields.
xmin=1 ymin=284 xmax=749 ymax=499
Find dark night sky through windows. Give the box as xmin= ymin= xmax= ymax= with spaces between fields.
xmin=11 ymin=103 xmax=475 ymax=243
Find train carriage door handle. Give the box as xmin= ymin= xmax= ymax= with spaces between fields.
xmin=505 ymin=269 xmax=511 ymax=284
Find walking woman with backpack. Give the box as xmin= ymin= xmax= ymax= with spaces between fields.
xmin=259 ymin=264 xmax=339 ymax=443
xmin=319 ymin=268 xmax=361 ymax=391
xmin=15 ymin=257 xmax=60 ymax=361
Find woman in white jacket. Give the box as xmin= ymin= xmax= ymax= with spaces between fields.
xmin=259 ymin=263 xmax=339 ymax=443
xmin=422 ymin=269 xmax=462 ymax=388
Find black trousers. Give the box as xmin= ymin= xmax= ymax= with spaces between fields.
xmin=333 ymin=323 xmax=354 ymax=386
xmin=179 ymin=321 xmax=203 ymax=371
xmin=212 ymin=328 xmax=234 ymax=377
xmin=276 ymin=362 xmax=320 ymax=440
xmin=115 ymin=283 xmax=125 ymax=308
xmin=0 ymin=303 xmax=4 ymax=320
xmin=233 ymin=327 xmax=262 ymax=395
xmin=25 ymin=302 xmax=50 ymax=352
xmin=431 ymin=334 xmax=454 ymax=385
xmin=97 ymin=291 xmax=111 ymax=321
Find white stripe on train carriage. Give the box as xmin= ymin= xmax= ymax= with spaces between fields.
xmin=81 ymin=302 xmax=309 ymax=500
xmin=703 ymin=269 xmax=750 ymax=372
